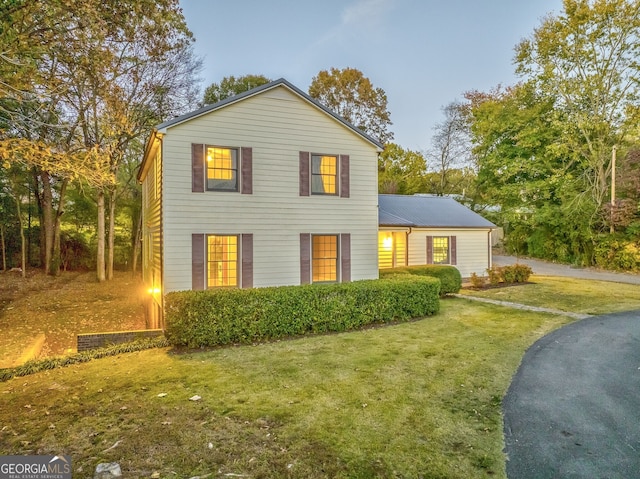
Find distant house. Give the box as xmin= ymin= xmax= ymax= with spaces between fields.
xmin=137 ymin=78 xmax=384 ymax=327
xmin=378 ymin=194 xmax=495 ymax=278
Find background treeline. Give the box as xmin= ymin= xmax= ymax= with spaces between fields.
xmin=2 ymin=0 xmax=639 ymax=277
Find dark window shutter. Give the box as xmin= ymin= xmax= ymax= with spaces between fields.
xmin=241 ymin=147 xmax=252 ymax=194
xmin=341 ymin=233 xmax=351 ymax=282
xmin=192 ymin=144 xmax=205 ymax=192
xmin=340 ymin=155 xmax=350 ymax=198
xmin=192 ymin=233 xmax=205 ymax=290
xmin=299 ymin=151 xmax=310 ymax=196
xmin=300 ymin=233 xmax=311 ymax=284
xmin=241 ymin=234 xmax=253 ymax=288
xmin=426 ymin=236 xmax=433 ymax=265
xmin=450 ymin=236 xmax=457 ymax=265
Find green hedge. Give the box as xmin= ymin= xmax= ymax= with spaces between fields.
xmin=0 ymin=337 xmax=170 ymax=382
xmin=164 ymin=277 xmax=440 ymax=348
xmin=379 ymin=265 xmax=462 ymax=296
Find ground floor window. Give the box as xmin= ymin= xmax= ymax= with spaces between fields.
xmin=207 ymin=235 xmax=238 ymax=287
xmin=432 ymin=236 xmax=450 ymax=264
xmin=312 ymin=235 xmax=338 ymax=282
xmin=378 ymin=231 xmax=407 ymax=269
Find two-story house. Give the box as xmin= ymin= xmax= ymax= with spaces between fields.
xmin=137 ymin=78 xmax=384 ymax=327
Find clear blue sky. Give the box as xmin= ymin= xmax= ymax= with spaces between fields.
xmin=180 ymin=0 xmax=563 ymax=151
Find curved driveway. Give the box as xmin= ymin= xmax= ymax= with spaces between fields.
xmin=495 ymin=256 xmax=640 ymax=478
xmin=503 ymin=311 xmax=640 ymax=478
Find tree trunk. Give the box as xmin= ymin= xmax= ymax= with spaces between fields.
xmin=97 ymin=189 xmax=106 ymax=282
xmin=40 ymin=171 xmax=55 ymax=274
xmin=0 ymin=223 xmax=6 ymax=271
xmin=107 ymin=189 xmax=116 ymax=280
xmin=131 ymin=207 xmax=142 ymax=275
xmin=13 ymin=194 xmax=26 ymax=278
xmin=50 ymin=178 xmax=68 ymax=276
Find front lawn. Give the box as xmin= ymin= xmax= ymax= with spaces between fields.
xmin=0 ymin=299 xmax=573 ymax=479
xmin=460 ymin=274 xmax=640 ymax=315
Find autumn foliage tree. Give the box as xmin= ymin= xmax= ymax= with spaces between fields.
xmin=1 ymin=0 xmax=200 ymax=279
xmin=309 ymin=67 xmax=393 ymax=145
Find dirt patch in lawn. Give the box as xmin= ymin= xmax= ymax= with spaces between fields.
xmin=0 ymin=269 xmax=147 ymax=368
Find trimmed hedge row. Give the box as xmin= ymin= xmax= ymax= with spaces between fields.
xmin=379 ymin=265 xmax=462 ymax=296
xmin=0 ymin=337 xmax=170 ymax=382
xmin=164 ymin=276 xmax=440 ymax=348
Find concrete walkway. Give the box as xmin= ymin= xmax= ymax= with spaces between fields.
xmin=452 ymin=294 xmax=591 ymax=320
xmin=493 ymin=255 xmax=640 ymax=285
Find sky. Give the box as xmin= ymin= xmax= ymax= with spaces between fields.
xmin=179 ymin=0 xmax=564 ymax=151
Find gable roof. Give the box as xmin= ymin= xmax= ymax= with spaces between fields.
xmin=379 ymin=194 xmax=495 ymax=229
xmin=155 ymin=78 xmax=384 ymax=150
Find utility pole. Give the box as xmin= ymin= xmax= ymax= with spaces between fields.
xmin=610 ymin=145 xmax=617 ymax=234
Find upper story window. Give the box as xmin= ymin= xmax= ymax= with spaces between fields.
xmin=311 ymin=154 xmax=337 ymax=195
xmin=207 ymin=146 xmax=238 ymax=191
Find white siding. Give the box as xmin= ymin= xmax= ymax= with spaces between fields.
xmin=407 ymin=228 xmax=493 ymax=278
xmin=161 ymin=86 xmax=379 ymax=292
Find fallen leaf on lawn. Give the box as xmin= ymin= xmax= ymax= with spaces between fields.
xmin=120 ymin=406 xmax=127 ymax=410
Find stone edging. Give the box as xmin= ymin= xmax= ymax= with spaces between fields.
xmin=452 ymin=294 xmax=592 ymax=320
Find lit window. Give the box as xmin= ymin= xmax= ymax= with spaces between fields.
xmin=312 ymin=235 xmax=338 ymax=282
xmin=207 ymin=235 xmax=238 ymax=287
xmin=311 ymin=155 xmax=337 ymax=194
xmin=207 ymin=147 xmax=238 ymax=191
xmin=432 ymin=237 xmax=450 ymax=264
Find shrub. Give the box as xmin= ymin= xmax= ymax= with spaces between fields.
xmin=486 ymin=264 xmax=533 ymax=285
xmin=508 ymin=263 xmax=533 ymax=283
xmin=164 ymin=277 xmax=440 ymax=348
xmin=486 ymin=266 xmax=502 ymax=286
xmin=594 ymin=235 xmax=640 ymax=272
xmin=469 ymin=272 xmax=486 ymax=289
xmin=379 ymin=265 xmax=461 ymax=295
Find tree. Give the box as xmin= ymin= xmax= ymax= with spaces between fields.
xmin=467 ymin=82 xmax=595 ymax=261
xmin=308 ymin=67 xmax=393 ymax=145
xmin=1 ymin=0 xmax=201 ymax=280
xmin=515 ymin=0 xmax=640 ymax=214
xmin=202 ymin=74 xmax=271 ymax=105
xmin=378 ymin=143 xmax=427 ymax=194
xmin=427 ymin=101 xmax=473 ymax=196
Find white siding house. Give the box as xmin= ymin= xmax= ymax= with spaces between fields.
xmin=138 ymin=79 xmax=383 ymax=327
xmin=378 ymin=195 xmax=496 ymax=278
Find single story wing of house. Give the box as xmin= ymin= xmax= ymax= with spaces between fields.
xmin=378 ymin=194 xmax=496 ymax=278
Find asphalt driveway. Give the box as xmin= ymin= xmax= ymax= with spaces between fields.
xmin=493 ymin=255 xmax=640 ymax=477
xmin=493 ymin=255 xmax=640 ymax=285
xmin=503 ymin=310 xmax=640 ymax=478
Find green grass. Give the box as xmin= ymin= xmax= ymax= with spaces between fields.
xmin=460 ymin=275 xmax=640 ymax=315
xmin=0 ymin=299 xmax=574 ymax=479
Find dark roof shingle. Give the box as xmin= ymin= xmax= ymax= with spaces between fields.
xmin=378 ymin=194 xmax=495 ymax=228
